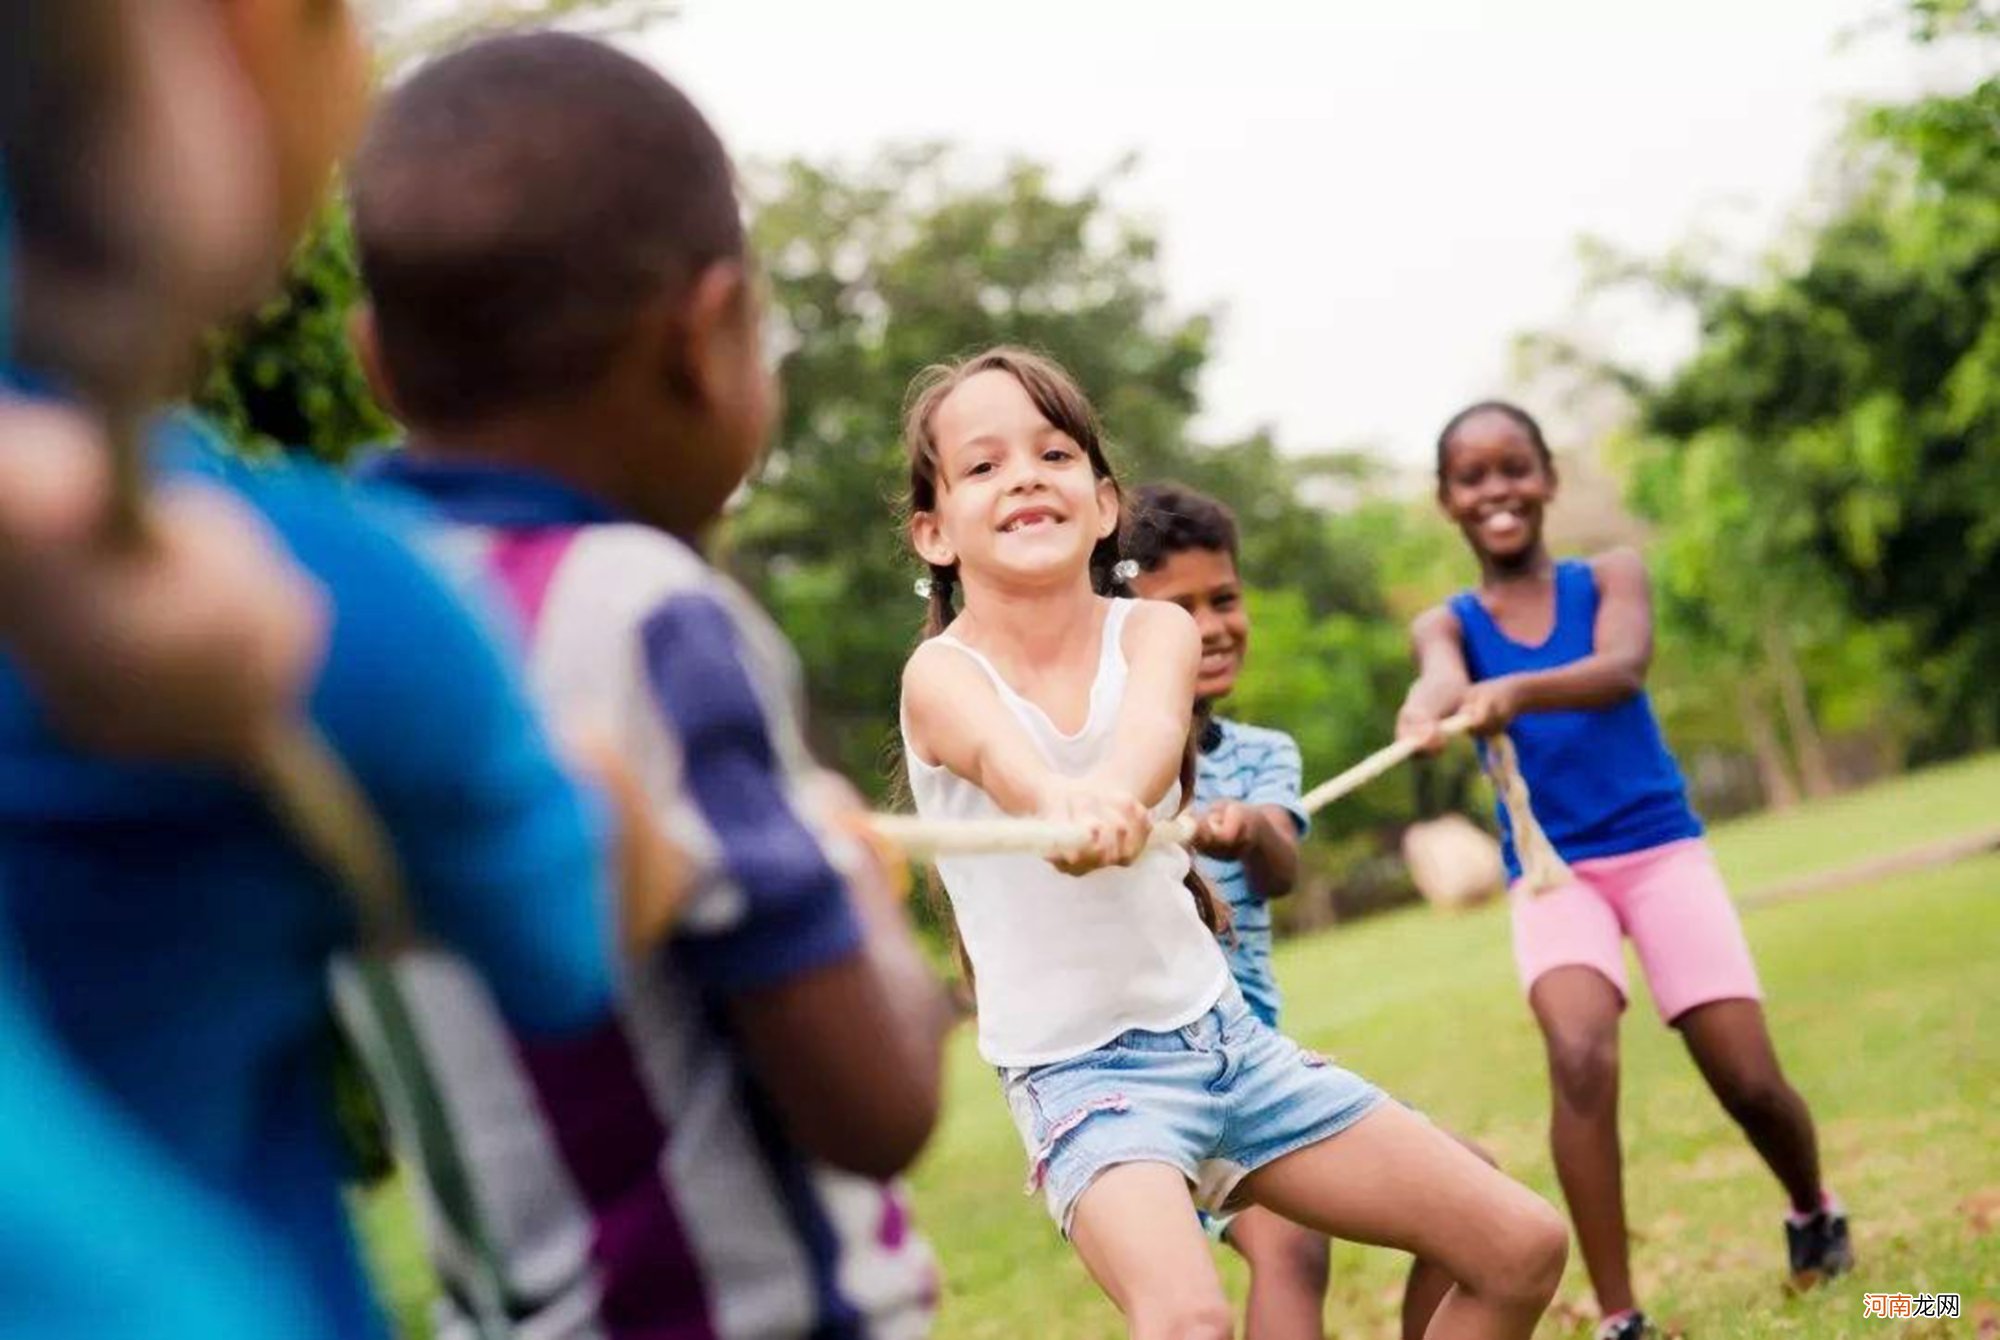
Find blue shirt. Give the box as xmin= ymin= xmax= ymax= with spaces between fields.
xmin=1449 ymin=558 xmax=1702 ymax=878
xmin=1194 ymin=717 xmax=1308 ymax=1028
xmin=0 ymin=391 xmax=618 ymax=1337
xmin=0 ymin=941 xmax=332 ymax=1339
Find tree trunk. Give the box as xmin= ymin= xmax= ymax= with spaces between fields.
xmin=1735 ymin=679 xmax=1801 ymax=811
xmin=1763 ymin=616 xmax=1837 ymax=798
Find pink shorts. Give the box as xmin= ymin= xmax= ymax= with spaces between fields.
xmin=1510 ymin=837 xmax=1762 ymax=1024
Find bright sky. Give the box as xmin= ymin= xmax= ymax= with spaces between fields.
xmin=640 ymin=1 xmax=1945 ymax=464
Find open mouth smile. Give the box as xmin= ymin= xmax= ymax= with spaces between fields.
xmin=999 ymin=507 xmax=1063 ymax=533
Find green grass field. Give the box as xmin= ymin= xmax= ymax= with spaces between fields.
xmin=360 ymin=754 xmax=2000 ymax=1337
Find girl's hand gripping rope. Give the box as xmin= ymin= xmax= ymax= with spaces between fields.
xmin=1037 ymin=777 xmax=1152 ymax=876
xmin=869 ymin=708 xmax=1571 ymax=894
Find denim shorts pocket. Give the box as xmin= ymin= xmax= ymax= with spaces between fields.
xmin=1000 ymin=1067 xmax=1045 ymax=1143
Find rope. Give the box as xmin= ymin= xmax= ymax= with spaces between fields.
xmin=1478 ymin=730 xmax=1572 ymax=895
xmin=870 ymin=712 xmax=1574 ymax=895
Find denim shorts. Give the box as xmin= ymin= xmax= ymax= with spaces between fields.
xmin=998 ymin=984 xmax=1385 ymax=1237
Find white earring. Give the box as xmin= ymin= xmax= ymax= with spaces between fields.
xmin=1111 ymin=559 xmax=1140 ymax=584
xmin=913 ymin=577 xmax=933 ymax=600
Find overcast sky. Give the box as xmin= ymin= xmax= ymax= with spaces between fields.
xmin=638 ymin=1 xmax=1954 ymax=464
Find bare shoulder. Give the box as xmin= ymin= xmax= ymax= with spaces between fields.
xmin=1122 ymin=596 xmax=1198 ymax=653
xmin=1409 ymin=602 xmax=1463 ymax=643
xmin=902 ymin=636 xmax=983 ymax=704
xmin=1589 ymin=547 xmax=1651 ymax=594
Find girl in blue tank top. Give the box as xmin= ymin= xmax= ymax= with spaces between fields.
xmin=1397 ymin=402 xmax=1850 ymax=1340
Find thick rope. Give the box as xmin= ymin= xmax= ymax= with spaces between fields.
xmin=871 ymin=713 xmax=1574 ymax=895
xmin=1477 ymin=730 xmax=1572 ymax=894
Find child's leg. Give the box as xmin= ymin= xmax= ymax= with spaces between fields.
xmin=1240 ymin=1102 xmax=1567 ymax=1340
xmin=1070 ymin=1163 xmax=1235 ymax=1340
xmin=1510 ymin=867 xmax=1634 ymax=1319
xmin=1223 ymin=1207 xmax=1328 ymax=1340
xmin=1530 ymin=965 xmax=1636 ymax=1317
xmin=1401 ymin=1257 xmax=1454 ymax=1340
xmin=1399 ymin=1132 xmax=1501 ymax=1340
xmin=1614 ymin=838 xmax=1826 ymax=1215
xmin=1676 ymin=1000 xmax=1823 ymax=1212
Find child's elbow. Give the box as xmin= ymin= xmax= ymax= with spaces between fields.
xmin=1610 ymin=656 xmax=1650 ymax=700
xmin=861 ymin=1091 xmax=943 ymax=1179
xmin=808 ymin=1074 xmax=943 ymax=1179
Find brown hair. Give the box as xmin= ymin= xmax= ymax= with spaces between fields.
xmin=899 ymin=346 xmax=1230 ymax=941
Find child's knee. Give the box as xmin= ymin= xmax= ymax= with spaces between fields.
xmin=1545 ymin=1030 xmax=1618 ymax=1110
xmin=1504 ymin=1200 xmax=1568 ymax=1304
xmin=1466 ymin=1196 xmax=1568 ymax=1308
xmin=1132 ymin=1291 xmax=1235 ymax=1340
xmin=1241 ymin=1221 xmax=1328 ymax=1294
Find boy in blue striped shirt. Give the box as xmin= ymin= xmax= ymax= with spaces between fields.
xmin=1127 ymin=482 xmax=1468 ymax=1340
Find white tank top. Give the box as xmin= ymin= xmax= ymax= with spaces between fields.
xmin=903 ymin=598 xmax=1231 ymax=1067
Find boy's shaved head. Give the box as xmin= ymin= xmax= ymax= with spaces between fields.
xmin=352 ymin=31 xmax=742 ymax=427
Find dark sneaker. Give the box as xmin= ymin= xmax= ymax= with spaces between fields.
xmin=1787 ymin=1208 xmax=1855 ymax=1289
xmin=1594 ymin=1311 xmax=1652 ymax=1340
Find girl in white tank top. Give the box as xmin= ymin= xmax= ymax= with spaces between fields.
xmin=896 ymin=348 xmax=1566 ymax=1339
xmin=905 ymin=595 xmax=1231 ymax=1065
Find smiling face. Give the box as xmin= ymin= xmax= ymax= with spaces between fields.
xmin=910 ymin=367 xmax=1119 ymax=592
xmin=1437 ymin=408 xmax=1557 ymax=567
xmin=1129 ymin=546 xmax=1247 ymax=700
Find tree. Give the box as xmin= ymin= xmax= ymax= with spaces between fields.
xmin=196 ymin=200 xmax=390 ymax=461
xmin=194 ymin=0 xmax=679 ymax=458
xmin=1629 ymin=64 xmax=2000 ymax=761
xmin=371 ymin=0 xmax=678 ymax=73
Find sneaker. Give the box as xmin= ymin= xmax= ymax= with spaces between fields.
xmin=1594 ymin=1310 xmax=1652 ymax=1340
xmin=1787 ymin=1206 xmax=1855 ymax=1288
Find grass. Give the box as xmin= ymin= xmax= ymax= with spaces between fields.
xmin=359 ymin=757 xmax=2000 ymax=1337
xmin=1699 ymin=751 xmax=2000 ymax=898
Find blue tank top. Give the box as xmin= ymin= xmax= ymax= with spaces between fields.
xmin=1448 ymin=559 xmax=1701 ymax=878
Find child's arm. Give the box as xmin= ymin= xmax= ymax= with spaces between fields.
xmin=644 ymin=597 xmax=947 ymax=1179
xmin=903 ymin=636 xmax=1152 ymax=870
xmin=1085 ymin=599 xmax=1201 ymax=806
xmin=1458 ymin=549 xmax=1652 ymax=733
xmin=902 ymin=639 xmax=1066 ymax=816
xmin=1193 ymin=729 xmax=1307 ymax=899
xmin=725 ymin=775 xmax=951 ymax=1181
xmin=0 ymin=402 xmax=328 ymax=765
xmin=1193 ymin=803 xmax=1300 ymax=899
xmin=1397 ymin=604 xmax=1472 ymax=752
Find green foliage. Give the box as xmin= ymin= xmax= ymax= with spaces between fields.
xmin=195 ymin=198 xmax=388 ymax=462
xmin=372 ymin=0 xmax=680 ymax=73
xmin=1621 ymin=60 xmax=2000 ymax=761
xmin=1903 ymin=0 xmax=2000 ymax=40
xmin=1227 ymin=588 xmax=1411 ymax=841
